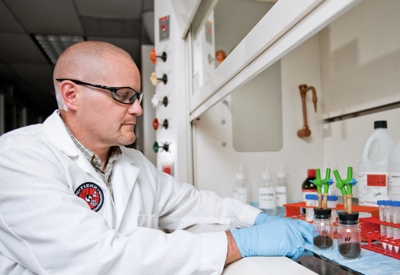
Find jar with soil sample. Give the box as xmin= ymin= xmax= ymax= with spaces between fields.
xmin=313 ymin=208 xmax=334 ymax=250
xmin=337 ymin=212 xmax=361 ymax=259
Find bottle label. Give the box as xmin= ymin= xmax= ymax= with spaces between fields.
xmin=367 ymin=174 xmax=387 ymax=187
xmin=259 ymin=187 xmax=276 ymax=209
xmin=302 ymin=189 xmax=317 ymax=201
xmin=389 ymin=172 xmax=400 ymax=200
xmin=359 ymin=172 xmax=389 ymax=205
xmin=233 ymin=187 xmax=247 ymax=204
xmin=275 ymin=186 xmax=287 ymax=207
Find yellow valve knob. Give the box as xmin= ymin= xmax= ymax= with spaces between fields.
xmin=150 ymin=72 xmax=158 ymax=86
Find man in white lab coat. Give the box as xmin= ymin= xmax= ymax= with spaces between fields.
xmin=0 ymin=41 xmax=313 ymax=275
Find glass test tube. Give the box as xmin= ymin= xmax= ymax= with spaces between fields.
xmin=305 ymin=194 xmax=317 ymax=222
xmin=377 ymin=200 xmax=386 ymax=236
xmin=327 ymin=195 xmax=338 ymax=223
xmin=386 ymin=200 xmax=393 ymax=238
xmin=393 ymin=201 xmax=400 ymax=240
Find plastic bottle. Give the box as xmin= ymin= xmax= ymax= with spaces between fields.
xmin=358 ymin=121 xmax=394 ymax=206
xmin=389 ymin=138 xmax=400 ymax=201
xmin=233 ymin=164 xmax=248 ymax=204
xmin=259 ymin=164 xmax=277 ymax=215
xmin=305 ymin=194 xmax=317 ymax=222
xmin=276 ymin=163 xmax=287 ymax=215
xmin=301 ymin=169 xmax=317 ymax=214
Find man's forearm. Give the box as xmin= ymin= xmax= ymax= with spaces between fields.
xmin=225 ymin=231 xmax=242 ymax=265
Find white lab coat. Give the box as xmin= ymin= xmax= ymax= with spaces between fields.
xmin=0 ymin=110 xmax=260 ymax=275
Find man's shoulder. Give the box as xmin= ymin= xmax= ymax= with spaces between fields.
xmin=0 ymin=124 xmax=44 ymax=143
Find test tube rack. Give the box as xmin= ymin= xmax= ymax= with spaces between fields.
xmin=284 ymin=201 xmax=379 ymax=219
xmin=360 ymin=217 xmax=400 ymax=260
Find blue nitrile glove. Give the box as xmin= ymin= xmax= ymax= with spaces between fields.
xmin=254 ymin=212 xmax=282 ymax=225
xmin=230 ymin=218 xmax=313 ymax=259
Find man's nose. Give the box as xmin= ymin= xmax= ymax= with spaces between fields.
xmin=127 ymin=99 xmax=143 ymax=116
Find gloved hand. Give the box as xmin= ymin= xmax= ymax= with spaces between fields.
xmin=230 ymin=218 xmax=313 ymax=259
xmin=253 ymin=212 xmax=282 ymax=225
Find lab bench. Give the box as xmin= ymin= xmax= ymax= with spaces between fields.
xmin=222 ymin=239 xmax=400 ymax=275
xmin=188 ymin=222 xmax=400 ymax=275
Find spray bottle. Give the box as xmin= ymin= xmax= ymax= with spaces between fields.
xmin=276 ymin=163 xmax=287 ymax=215
xmin=233 ymin=164 xmax=248 ymax=204
xmin=259 ymin=164 xmax=276 ymax=215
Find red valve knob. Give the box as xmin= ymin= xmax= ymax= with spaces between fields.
xmin=152 ymin=118 xmax=159 ymax=130
xmin=149 ymin=49 xmax=167 ymax=65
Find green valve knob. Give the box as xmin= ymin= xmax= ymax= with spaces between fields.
xmin=153 ymin=141 xmax=170 ymax=153
xmin=153 ymin=141 xmax=159 ymax=153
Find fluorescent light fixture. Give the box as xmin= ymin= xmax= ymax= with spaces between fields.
xmin=34 ymin=35 xmax=85 ymax=64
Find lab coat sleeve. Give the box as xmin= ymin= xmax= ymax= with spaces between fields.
xmin=140 ymin=154 xmax=261 ymax=231
xmin=0 ymin=134 xmax=227 ymax=275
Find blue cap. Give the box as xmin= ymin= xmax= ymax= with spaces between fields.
xmin=392 ymin=201 xmax=400 ymax=207
xmin=305 ymin=194 xmax=318 ymax=200
xmin=386 ymin=200 xmax=393 ymax=206
xmin=327 ymin=195 xmax=338 ymax=201
xmin=377 ymin=200 xmax=385 ymax=206
xmin=312 ymin=194 xmax=318 ymax=200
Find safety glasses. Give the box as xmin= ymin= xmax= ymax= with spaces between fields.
xmin=56 ymin=78 xmax=143 ymax=104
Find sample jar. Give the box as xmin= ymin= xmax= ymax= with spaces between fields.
xmin=386 ymin=200 xmax=393 ymax=238
xmin=392 ymin=200 xmax=400 ymax=239
xmin=338 ymin=212 xmax=361 ymax=259
xmin=305 ymin=194 xmax=317 ymax=222
xmin=377 ymin=200 xmax=387 ymax=236
xmin=313 ymin=208 xmax=334 ymax=250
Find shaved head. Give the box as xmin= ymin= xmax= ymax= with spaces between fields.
xmin=53 ymin=40 xmax=142 ymax=160
xmin=54 ymin=41 xmax=134 ymax=109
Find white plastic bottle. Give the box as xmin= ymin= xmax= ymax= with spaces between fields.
xmin=389 ymin=138 xmax=400 ymax=201
xmin=358 ymin=121 xmax=394 ymax=206
xmin=276 ymin=163 xmax=287 ymax=215
xmin=259 ymin=164 xmax=276 ymax=215
xmin=233 ymin=164 xmax=248 ymax=204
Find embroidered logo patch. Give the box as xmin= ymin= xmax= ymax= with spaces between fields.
xmin=75 ymin=182 xmax=104 ymax=212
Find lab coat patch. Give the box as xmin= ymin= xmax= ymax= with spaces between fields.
xmin=75 ymin=182 xmax=104 ymax=212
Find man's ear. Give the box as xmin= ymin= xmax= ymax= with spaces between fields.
xmin=59 ymin=81 xmax=78 ymax=111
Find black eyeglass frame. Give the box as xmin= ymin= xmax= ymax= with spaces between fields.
xmin=56 ymin=78 xmax=143 ymax=104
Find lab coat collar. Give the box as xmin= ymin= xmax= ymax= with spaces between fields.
xmin=43 ymin=110 xmax=80 ymax=157
xmin=43 ymin=110 xmax=104 ymax=183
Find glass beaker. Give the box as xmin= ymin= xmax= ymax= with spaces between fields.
xmin=337 ymin=212 xmax=361 ymax=259
xmin=313 ymin=208 xmax=334 ymax=250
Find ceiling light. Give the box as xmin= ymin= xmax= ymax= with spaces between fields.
xmin=34 ymin=35 xmax=85 ymax=65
